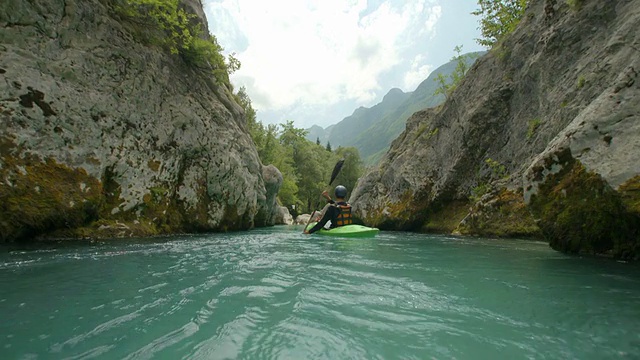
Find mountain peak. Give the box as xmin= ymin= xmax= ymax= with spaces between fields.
xmin=383 ymin=88 xmax=405 ymax=102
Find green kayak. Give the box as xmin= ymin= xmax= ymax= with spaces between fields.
xmin=305 ymin=222 xmax=379 ymax=238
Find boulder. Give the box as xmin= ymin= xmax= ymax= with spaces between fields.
xmin=275 ymin=206 xmax=294 ymax=225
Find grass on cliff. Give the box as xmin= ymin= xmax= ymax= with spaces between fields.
xmin=114 ymin=0 xmax=239 ymax=86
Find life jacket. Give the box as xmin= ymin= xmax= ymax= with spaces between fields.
xmin=334 ymin=202 xmax=352 ymax=227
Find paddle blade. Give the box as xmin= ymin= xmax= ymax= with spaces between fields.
xmin=329 ymin=159 xmax=345 ymax=185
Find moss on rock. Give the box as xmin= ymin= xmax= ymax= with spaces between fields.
xmin=362 ymin=189 xmax=431 ymax=230
xmin=528 ymin=159 xmax=638 ymax=259
xmin=619 ymin=175 xmax=640 ymax=215
xmin=422 ymin=201 xmax=470 ymax=233
xmin=0 ymin=140 xmax=102 ymax=241
xmin=456 ymin=188 xmax=542 ymax=238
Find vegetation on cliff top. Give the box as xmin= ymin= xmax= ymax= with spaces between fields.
xmin=115 ymin=0 xmax=239 ymax=86
xmin=473 ymin=0 xmax=529 ymax=47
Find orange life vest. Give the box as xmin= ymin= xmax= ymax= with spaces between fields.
xmin=335 ymin=203 xmax=353 ymax=226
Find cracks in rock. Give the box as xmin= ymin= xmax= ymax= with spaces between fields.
xmin=3 ymin=21 xmax=35 ymax=28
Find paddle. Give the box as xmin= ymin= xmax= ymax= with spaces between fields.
xmin=303 ymin=159 xmax=345 ymax=233
xmin=329 ymin=158 xmax=345 ymax=186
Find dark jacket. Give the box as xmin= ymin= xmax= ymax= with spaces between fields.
xmin=308 ymin=200 xmax=352 ymax=234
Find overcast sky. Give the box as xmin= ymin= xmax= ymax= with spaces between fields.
xmin=203 ymin=0 xmax=486 ymax=129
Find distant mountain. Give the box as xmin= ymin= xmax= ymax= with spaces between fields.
xmin=306 ymin=51 xmax=485 ymax=165
xmin=307 ymin=125 xmax=329 ymax=144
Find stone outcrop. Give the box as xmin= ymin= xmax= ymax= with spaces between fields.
xmin=275 ymin=206 xmax=294 ymax=225
xmin=295 ymin=214 xmax=312 ymax=225
xmin=351 ymin=0 xmax=639 ymax=258
xmin=0 ymin=0 xmax=280 ymax=241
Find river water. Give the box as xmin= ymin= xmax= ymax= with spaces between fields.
xmin=1 ymin=227 xmax=639 ymax=359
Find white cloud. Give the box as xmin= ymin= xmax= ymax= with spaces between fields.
xmin=403 ymin=54 xmax=434 ymax=91
xmin=204 ymin=0 xmax=443 ymax=119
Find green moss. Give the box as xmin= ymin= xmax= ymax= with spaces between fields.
xmin=528 ymin=157 xmax=637 ymax=258
xmin=470 ymin=183 xmax=490 ymax=203
xmin=576 ymin=75 xmax=586 ymax=89
xmin=527 ymin=119 xmax=542 ymax=139
xmin=457 ymin=188 xmax=542 ymax=238
xmin=363 ymin=188 xmax=432 ymax=230
xmin=99 ymin=165 xmax=125 ymax=218
xmin=619 ymin=176 xmax=640 ymax=215
xmin=567 ymin=0 xmax=584 ymax=11
xmin=51 ymin=219 xmax=160 ymax=239
xmin=0 ymin=140 xmax=102 ymax=241
xmin=148 ymin=159 xmax=161 ymax=172
xmin=422 ymin=201 xmax=470 ymax=233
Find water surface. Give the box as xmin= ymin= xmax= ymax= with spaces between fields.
xmin=1 ymin=227 xmax=639 ymax=359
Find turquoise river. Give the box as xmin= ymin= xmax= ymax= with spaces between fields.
xmin=1 ymin=227 xmax=639 ymax=359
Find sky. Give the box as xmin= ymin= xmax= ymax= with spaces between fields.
xmin=203 ymin=0 xmax=486 ymax=129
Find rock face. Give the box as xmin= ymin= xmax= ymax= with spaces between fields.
xmin=275 ymin=206 xmax=294 ymax=225
xmin=0 ymin=0 xmax=280 ymax=241
xmin=351 ymin=0 xmax=639 ymax=258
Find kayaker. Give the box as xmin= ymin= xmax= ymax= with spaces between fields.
xmin=304 ymin=185 xmax=353 ymax=234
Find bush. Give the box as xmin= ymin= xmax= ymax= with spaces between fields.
xmin=527 ymin=118 xmax=541 ymax=139
xmin=472 ymin=0 xmax=529 ymax=48
xmin=116 ymin=0 xmax=239 ymax=84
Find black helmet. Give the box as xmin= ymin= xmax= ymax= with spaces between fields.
xmin=334 ymin=185 xmax=347 ymax=198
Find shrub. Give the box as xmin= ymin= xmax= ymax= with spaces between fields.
xmin=472 ymin=0 xmax=529 ymax=48
xmin=527 ymin=118 xmax=541 ymax=139
xmin=116 ymin=0 xmax=239 ymax=85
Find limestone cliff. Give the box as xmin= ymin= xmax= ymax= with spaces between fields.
xmin=0 ymin=0 xmax=281 ymax=241
xmin=351 ymin=0 xmax=639 ymax=258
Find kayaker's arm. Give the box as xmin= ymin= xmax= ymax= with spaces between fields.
xmin=307 ymin=206 xmax=338 ymax=234
xmin=321 ymin=190 xmax=335 ymax=204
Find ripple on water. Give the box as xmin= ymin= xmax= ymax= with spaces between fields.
xmin=1 ymin=230 xmax=640 ymax=359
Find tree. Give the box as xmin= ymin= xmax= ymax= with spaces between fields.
xmin=332 ymin=147 xmax=364 ymax=197
xmin=433 ymin=45 xmax=477 ymax=99
xmin=236 ymin=86 xmax=256 ymax=126
xmin=231 ymin=96 xmax=364 ymax=213
xmin=472 ymin=0 xmax=528 ymax=48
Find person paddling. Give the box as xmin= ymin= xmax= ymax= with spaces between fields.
xmin=304 ymin=185 xmax=353 ymax=234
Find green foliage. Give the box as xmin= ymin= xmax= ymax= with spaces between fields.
xmin=576 ymin=75 xmax=586 ymax=89
xmin=433 ymin=46 xmax=476 ymax=98
xmin=325 ymin=142 xmax=332 ymax=152
xmin=235 ymin=93 xmax=365 ymax=212
xmin=472 ymin=0 xmax=528 ymax=48
xmin=527 ymin=118 xmax=541 ymax=139
xmin=117 ymin=0 xmax=239 ymax=84
xmin=433 ymin=73 xmax=450 ymax=99
xmin=567 ymin=0 xmax=584 ymax=10
xmin=470 ymin=183 xmax=491 ymax=203
xmin=332 ymin=146 xmax=364 ymax=198
xmin=486 ymin=158 xmax=508 ymax=179
xmin=471 ymin=158 xmax=509 ymax=203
